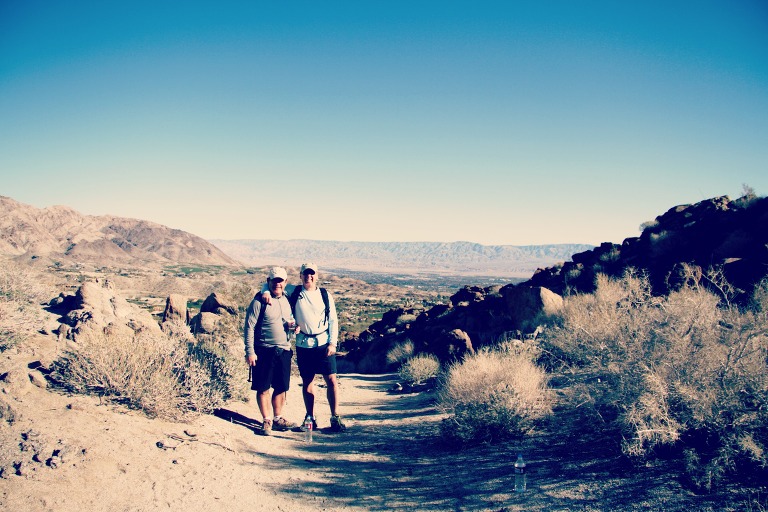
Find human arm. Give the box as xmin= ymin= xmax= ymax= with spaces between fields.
xmin=260 ymin=282 xmax=297 ymax=305
xmin=326 ymin=292 xmax=339 ymax=354
xmin=243 ymin=298 xmax=261 ymax=363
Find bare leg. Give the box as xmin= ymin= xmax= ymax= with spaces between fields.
xmin=272 ymin=391 xmax=287 ymax=418
xmin=324 ymin=374 xmax=339 ymax=416
xmin=302 ymin=375 xmax=316 ymax=418
xmin=256 ymin=389 xmax=272 ymax=420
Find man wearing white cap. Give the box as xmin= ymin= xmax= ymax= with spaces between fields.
xmin=243 ymin=266 xmax=298 ymax=436
xmin=260 ymin=262 xmax=345 ymax=432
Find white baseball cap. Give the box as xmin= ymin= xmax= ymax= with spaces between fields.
xmin=301 ymin=262 xmax=318 ymax=274
xmin=268 ymin=267 xmax=288 ymax=281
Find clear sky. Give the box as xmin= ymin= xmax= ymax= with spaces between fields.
xmin=1 ymin=1 xmax=767 ymax=246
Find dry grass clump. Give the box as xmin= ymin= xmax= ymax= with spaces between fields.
xmin=0 ymin=261 xmax=52 ymax=351
xmin=386 ymin=339 xmax=414 ymax=366
xmin=397 ymin=353 xmax=440 ymax=385
xmin=52 ymin=327 xmax=246 ymax=420
xmin=437 ymin=342 xmax=552 ymax=444
xmin=543 ymin=268 xmax=768 ymax=492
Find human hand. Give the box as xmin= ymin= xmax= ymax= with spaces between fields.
xmin=246 ymin=354 xmax=257 ymax=366
xmin=326 ymin=345 xmax=337 ymax=357
xmin=261 ymin=291 xmax=272 ymax=305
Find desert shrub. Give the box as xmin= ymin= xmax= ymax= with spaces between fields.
xmin=0 ymin=261 xmax=52 ymax=351
xmin=386 ymin=339 xmax=414 ymax=366
xmin=185 ymin=337 xmax=249 ymax=404
xmin=437 ymin=341 xmax=552 ymax=444
xmin=52 ymin=329 xmax=240 ymax=420
xmin=544 ymin=269 xmax=768 ymax=491
xmin=398 ymin=353 xmax=440 ymax=385
xmin=182 ymin=290 xmax=251 ymax=403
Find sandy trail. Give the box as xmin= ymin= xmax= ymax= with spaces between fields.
xmin=1 ymin=368 xmax=735 ymax=512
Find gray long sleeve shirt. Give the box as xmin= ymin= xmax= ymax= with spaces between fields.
xmin=243 ymin=293 xmax=294 ymax=358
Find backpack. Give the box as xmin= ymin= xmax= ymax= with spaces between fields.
xmin=253 ymin=295 xmax=267 ymax=345
xmin=289 ymin=286 xmax=330 ymax=325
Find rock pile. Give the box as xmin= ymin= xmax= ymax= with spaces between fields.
xmin=48 ymin=279 xmax=161 ymax=341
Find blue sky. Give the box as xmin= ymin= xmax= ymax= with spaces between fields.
xmin=1 ymin=1 xmax=767 ymax=246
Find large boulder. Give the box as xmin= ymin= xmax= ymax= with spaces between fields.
xmin=190 ymin=312 xmax=221 ymax=335
xmin=501 ymin=286 xmax=563 ymax=335
xmin=162 ymin=294 xmax=189 ymax=324
xmin=429 ymin=328 xmax=473 ymax=362
xmin=200 ymin=293 xmax=238 ymax=316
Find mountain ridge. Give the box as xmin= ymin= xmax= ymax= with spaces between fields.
xmin=210 ymin=239 xmax=594 ymax=278
xmin=0 ymin=195 xmax=593 ymax=277
xmin=0 ymin=196 xmax=239 ymax=267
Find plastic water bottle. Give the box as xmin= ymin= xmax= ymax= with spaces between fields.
xmin=303 ymin=416 xmax=313 ymax=443
xmin=514 ymin=453 xmax=527 ymax=492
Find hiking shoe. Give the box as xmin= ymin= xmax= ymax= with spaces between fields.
xmin=273 ymin=417 xmax=298 ymax=431
xmin=262 ymin=418 xmax=273 ymax=436
xmin=329 ymin=415 xmax=347 ymax=432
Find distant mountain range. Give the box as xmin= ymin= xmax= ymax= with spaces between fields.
xmin=209 ymin=239 xmax=595 ymax=278
xmin=0 ymin=195 xmax=592 ymax=276
xmin=0 ymin=196 xmax=237 ymax=267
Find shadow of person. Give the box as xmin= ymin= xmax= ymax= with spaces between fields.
xmin=214 ymin=408 xmax=261 ymax=434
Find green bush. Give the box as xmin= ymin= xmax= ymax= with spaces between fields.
xmin=398 ymin=353 xmax=440 ymax=385
xmin=543 ymin=269 xmax=768 ymax=491
xmin=437 ymin=341 xmax=552 ymax=444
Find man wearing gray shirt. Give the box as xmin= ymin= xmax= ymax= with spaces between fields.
xmin=243 ymin=267 xmax=298 ymax=436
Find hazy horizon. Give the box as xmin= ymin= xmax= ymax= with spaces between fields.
xmin=2 ymin=2 xmax=766 ymax=246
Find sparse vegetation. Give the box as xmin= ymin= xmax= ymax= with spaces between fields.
xmin=0 ymin=261 xmax=52 ymax=351
xmin=542 ymin=268 xmax=768 ymax=491
xmin=437 ymin=341 xmax=552 ymax=444
xmin=397 ymin=353 xmax=440 ymax=385
xmin=52 ymin=328 xmax=245 ymax=420
xmin=386 ymin=339 xmax=414 ymax=366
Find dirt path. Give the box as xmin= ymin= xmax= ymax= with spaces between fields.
xmin=0 ymin=368 xmax=747 ymax=512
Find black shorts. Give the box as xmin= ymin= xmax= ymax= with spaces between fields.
xmin=296 ymin=345 xmax=337 ymax=381
xmin=251 ymin=346 xmax=293 ymax=393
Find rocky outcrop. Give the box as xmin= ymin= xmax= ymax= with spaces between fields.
xmin=527 ymin=194 xmax=768 ymax=301
xmin=344 ymin=193 xmax=768 ymax=373
xmin=189 ymin=293 xmax=239 ymax=335
xmin=162 ymin=294 xmax=189 ymax=324
xmin=345 ymin=283 xmax=559 ymax=371
xmin=199 ymin=293 xmax=238 ymax=316
xmin=503 ymin=286 xmax=563 ymax=334
xmin=190 ymin=312 xmax=222 ymax=335
xmin=49 ymin=279 xmax=161 ymax=340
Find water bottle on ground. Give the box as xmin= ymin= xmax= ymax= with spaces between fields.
xmin=303 ymin=416 xmax=313 ymax=443
xmin=514 ymin=453 xmax=527 ymax=492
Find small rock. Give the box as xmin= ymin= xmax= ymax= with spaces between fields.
xmin=28 ymin=372 xmax=48 ymax=389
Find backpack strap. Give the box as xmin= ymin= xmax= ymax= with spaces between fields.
xmin=253 ymin=295 xmax=268 ymax=349
xmin=320 ymin=287 xmax=330 ymax=324
xmin=289 ymin=286 xmax=302 ymax=312
xmin=289 ymin=287 xmax=330 ymax=325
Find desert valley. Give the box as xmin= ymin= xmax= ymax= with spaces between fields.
xmin=0 ymin=193 xmax=767 ymax=511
